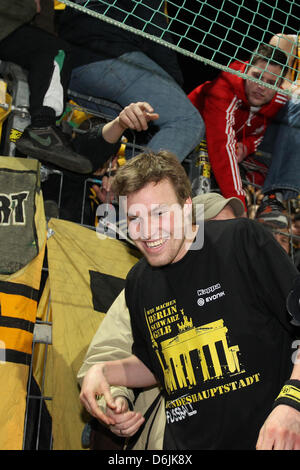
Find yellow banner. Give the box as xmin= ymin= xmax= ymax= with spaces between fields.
xmin=45 ymin=218 xmax=140 ymax=449
xmin=0 ymin=156 xmax=46 ymax=450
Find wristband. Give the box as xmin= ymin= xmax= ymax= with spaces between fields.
xmin=273 ymin=379 xmax=300 ymax=412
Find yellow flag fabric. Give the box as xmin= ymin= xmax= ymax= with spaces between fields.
xmin=33 ymin=277 xmax=52 ymax=395
xmin=0 ymin=157 xmax=46 ymax=450
xmin=45 ymin=218 xmax=140 ymax=450
xmin=54 ymin=0 xmax=66 ymax=10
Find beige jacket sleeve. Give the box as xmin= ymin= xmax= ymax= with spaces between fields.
xmin=77 ymin=288 xmax=165 ymax=449
xmin=77 ymin=289 xmax=136 ymax=406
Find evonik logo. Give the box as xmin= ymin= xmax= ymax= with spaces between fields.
xmin=197 ymin=283 xmax=226 ymax=306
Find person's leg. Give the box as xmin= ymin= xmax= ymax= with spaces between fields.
xmin=258 ymin=100 xmax=300 ymax=199
xmin=0 ymin=25 xmax=93 ymax=173
xmin=255 ymin=100 xmax=300 ymax=227
xmin=69 ymin=51 xmax=205 ymax=162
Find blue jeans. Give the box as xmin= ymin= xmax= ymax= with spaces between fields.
xmin=69 ymin=51 xmax=205 ymax=162
xmin=257 ymin=98 xmax=300 ymax=199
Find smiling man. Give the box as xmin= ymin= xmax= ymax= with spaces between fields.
xmin=188 ymin=44 xmax=300 ymax=227
xmin=126 ymin=179 xmax=196 ymax=266
xmin=79 ymin=150 xmax=300 ymax=450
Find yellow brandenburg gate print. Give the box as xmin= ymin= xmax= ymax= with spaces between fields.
xmin=155 ymin=315 xmax=243 ymax=393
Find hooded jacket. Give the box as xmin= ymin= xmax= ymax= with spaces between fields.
xmin=188 ymin=61 xmax=288 ymax=209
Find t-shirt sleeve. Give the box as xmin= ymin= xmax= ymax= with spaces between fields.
xmin=125 ymin=264 xmax=158 ymax=375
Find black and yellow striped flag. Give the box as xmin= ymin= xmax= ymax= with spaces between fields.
xmin=0 ymin=157 xmax=46 ymax=450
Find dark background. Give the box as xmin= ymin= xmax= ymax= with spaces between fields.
xmin=35 ymin=0 xmax=300 ymax=94
xmin=168 ymin=0 xmax=300 ymax=94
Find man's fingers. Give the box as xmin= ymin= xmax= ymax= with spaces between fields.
xmin=114 ymin=419 xmax=145 ymax=437
xmin=120 ymin=102 xmax=159 ymax=131
xmin=256 ymin=425 xmax=274 ymax=450
xmin=113 ymin=396 xmax=129 ymax=413
xmin=80 ymin=393 xmax=115 ymax=426
xmin=256 ymin=405 xmax=300 ymax=450
xmin=146 ymin=112 xmax=159 ymax=122
xmin=293 ymin=437 xmax=300 ymax=450
xmin=127 ymin=106 xmax=148 ymax=131
xmin=139 ymin=101 xmax=154 ymax=113
xmin=137 ymin=102 xmax=159 ymax=126
xmin=110 ymin=412 xmax=145 ymax=437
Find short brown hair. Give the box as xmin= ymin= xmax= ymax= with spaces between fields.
xmin=112 ymin=150 xmax=192 ymax=206
xmin=249 ymin=43 xmax=288 ymax=78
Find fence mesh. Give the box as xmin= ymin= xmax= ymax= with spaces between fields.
xmin=59 ymin=0 xmax=300 ymax=93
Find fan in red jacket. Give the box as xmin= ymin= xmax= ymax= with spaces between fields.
xmin=188 ymin=44 xmax=289 ymax=213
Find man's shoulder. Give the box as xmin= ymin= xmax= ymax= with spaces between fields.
xmin=127 ymin=256 xmax=148 ymax=282
xmin=204 ymin=217 xmax=272 ymax=244
xmin=205 ymin=216 xmax=254 ymax=231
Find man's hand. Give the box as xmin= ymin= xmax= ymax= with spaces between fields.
xmin=118 ymin=102 xmax=159 ymax=132
xmin=106 ymin=396 xmax=145 ymax=438
xmin=79 ymin=363 xmax=118 ymax=426
xmin=236 ymin=142 xmax=248 ymax=163
xmin=256 ymin=404 xmax=300 ymax=450
xmin=102 ymin=101 xmax=159 ymax=145
xmin=80 ymin=362 xmax=146 ymax=437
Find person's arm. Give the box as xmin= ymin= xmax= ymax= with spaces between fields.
xmin=189 ymin=79 xmax=246 ymax=210
xmin=256 ymin=348 xmax=300 ymax=450
xmin=92 ymin=101 xmax=158 ymax=201
xmin=77 ymin=290 xmax=158 ymax=437
xmin=73 ymin=101 xmax=159 ymax=173
xmin=79 ymin=355 xmax=157 ymax=426
xmin=101 ymin=101 xmax=159 ymax=144
xmin=78 ymin=290 xmax=138 ymax=430
xmin=241 ymin=222 xmax=300 ymax=450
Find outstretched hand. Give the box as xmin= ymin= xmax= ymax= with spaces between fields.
xmin=100 ymin=101 xmax=159 ymax=146
xmin=80 ymin=363 xmax=146 ymax=436
xmin=118 ymin=101 xmax=159 ymax=132
xmin=106 ymin=396 xmax=145 ymax=438
xmin=79 ymin=363 xmax=118 ymax=426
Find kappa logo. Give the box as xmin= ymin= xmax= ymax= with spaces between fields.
xmin=197 ymin=282 xmax=226 ymax=306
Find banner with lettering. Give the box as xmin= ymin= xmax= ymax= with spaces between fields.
xmin=45 ymin=218 xmax=140 ymax=449
xmin=0 ymin=156 xmax=46 ymax=449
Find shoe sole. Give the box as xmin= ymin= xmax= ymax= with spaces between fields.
xmin=16 ymin=139 xmax=93 ymax=174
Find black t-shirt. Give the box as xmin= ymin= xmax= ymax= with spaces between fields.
xmin=125 ymin=218 xmax=299 ymax=450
